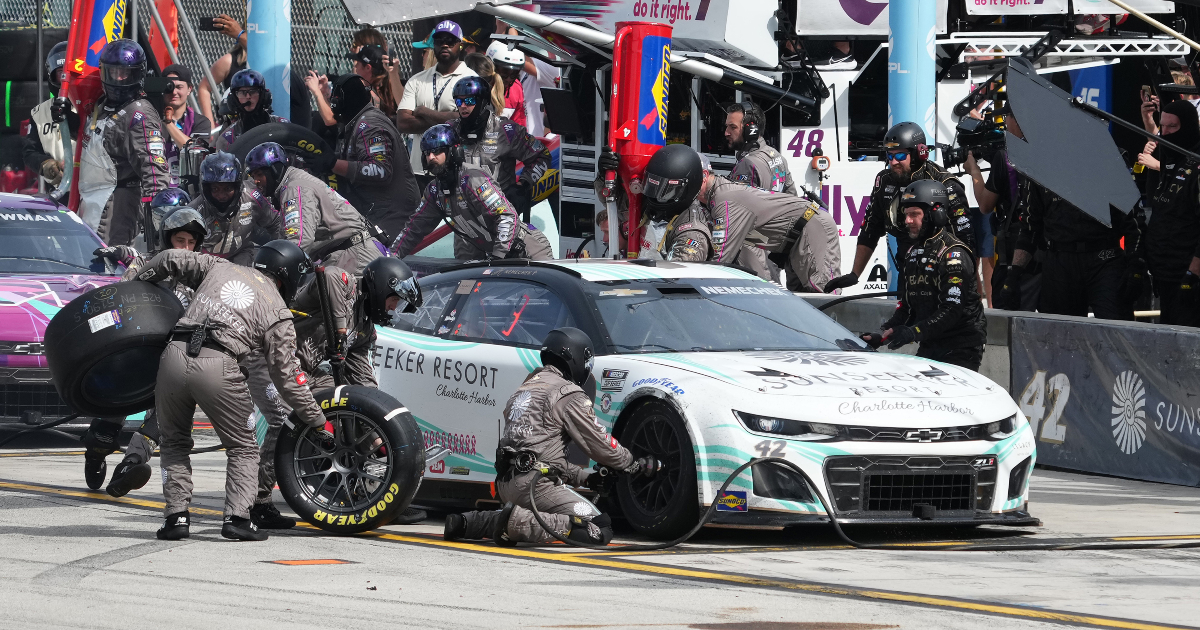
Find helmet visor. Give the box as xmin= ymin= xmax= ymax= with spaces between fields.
xmin=101 ymin=63 xmax=145 ymax=87
xmin=394 ymin=276 xmax=422 ymax=313
xmin=643 ymin=171 xmax=690 ymax=205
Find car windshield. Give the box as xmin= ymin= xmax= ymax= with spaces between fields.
xmin=592 ymin=279 xmax=869 ymax=353
xmin=0 ymin=211 xmax=111 ymax=275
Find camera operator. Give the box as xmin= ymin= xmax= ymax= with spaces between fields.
xmin=844 ymin=122 xmax=974 ymax=287
xmin=997 ymin=114 xmax=1143 ymax=320
xmin=1144 ymin=99 xmax=1200 ymax=327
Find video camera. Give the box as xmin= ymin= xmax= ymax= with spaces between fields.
xmin=938 ymin=116 xmax=1007 ymax=168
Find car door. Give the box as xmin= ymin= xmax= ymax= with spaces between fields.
xmin=380 ymin=275 xmax=576 ymax=488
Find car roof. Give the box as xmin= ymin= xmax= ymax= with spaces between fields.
xmin=421 ymin=258 xmax=766 ymax=284
xmin=0 ymin=192 xmax=68 ymax=214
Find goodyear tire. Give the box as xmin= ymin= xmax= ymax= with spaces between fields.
xmin=44 ymin=280 xmax=184 ymax=417
xmin=615 ymin=400 xmax=699 ymax=539
xmin=276 ymin=386 xmax=424 ymax=534
xmin=229 ymin=122 xmax=335 ymax=175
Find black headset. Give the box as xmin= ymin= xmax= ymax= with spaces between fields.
xmin=730 ymin=100 xmax=763 ymax=145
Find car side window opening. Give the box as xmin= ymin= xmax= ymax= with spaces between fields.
xmin=0 ymin=215 xmax=109 ymax=274
xmin=450 ymin=280 xmax=575 ymax=347
xmin=391 ymin=282 xmax=457 ymax=334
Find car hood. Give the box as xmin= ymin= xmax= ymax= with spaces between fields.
xmin=0 ymin=274 xmax=119 ymax=344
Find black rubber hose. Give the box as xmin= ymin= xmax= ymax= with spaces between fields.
xmin=0 ymin=413 xmax=81 ymax=448
xmin=525 ymin=458 xmax=1200 ymax=552
xmin=816 ymin=291 xmax=897 ymax=312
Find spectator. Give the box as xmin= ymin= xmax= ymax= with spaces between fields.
xmin=498 ymin=20 xmax=562 ymax=137
xmin=486 ymin=42 xmax=527 ymax=128
xmin=305 ymin=70 xmax=336 ymax=128
xmin=463 ymin=53 xmax=506 ymax=112
xmin=196 ymin=14 xmax=247 ymax=126
xmin=159 ymin=64 xmax=212 ymax=187
xmin=350 ymin=28 xmax=401 ymax=115
xmin=396 ymin=20 xmax=477 ymax=180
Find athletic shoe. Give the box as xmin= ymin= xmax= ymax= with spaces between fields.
xmin=222 ymin=516 xmax=269 ymax=541
xmin=492 ymin=502 xmax=516 ymax=547
xmin=443 ymin=513 xmax=467 ymax=541
xmin=391 ymin=507 xmax=427 ymax=525
xmin=250 ymin=502 xmax=296 ymax=529
xmin=84 ymin=453 xmax=107 ymax=490
xmin=156 ymin=511 xmax=190 ymax=540
xmin=812 ymin=52 xmax=857 ymax=71
xmin=106 ymin=454 xmax=151 ymax=498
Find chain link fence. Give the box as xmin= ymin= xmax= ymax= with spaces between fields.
xmin=7 ymin=0 xmax=413 ymax=109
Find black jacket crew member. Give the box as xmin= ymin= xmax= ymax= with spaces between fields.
xmin=1144 ymin=99 xmax=1200 ymax=327
xmin=865 ymin=181 xmax=986 ymax=372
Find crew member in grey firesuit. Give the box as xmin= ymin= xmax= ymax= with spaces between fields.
xmin=190 ymin=151 xmax=282 ymax=265
xmin=390 ymin=125 xmax=554 ymax=260
xmin=449 ymin=76 xmax=551 ymax=226
xmin=862 ymin=181 xmax=987 ymax=371
xmin=214 ymin=70 xmax=288 ymax=151
xmin=138 ymin=241 xmax=326 ymax=541
xmin=725 ymin=100 xmax=797 ymax=195
xmin=651 ymin=144 xmax=841 ymax=291
xmin=246 ymin=141 xmax=383 ymax=273
xmin=445 ymin=328 xmax=659 ymax=545
xmin=838 ymin=122 xmax=974 ymax=290
xmin=329 ymin=74 xmax=421 ymax=239
xmin=593 ymin=148 xmax=715 ymax=261
xmin=83 ymin=39 xmax=171 ymax=246
xmin=84 ymin=191 xmax=200 ymax=493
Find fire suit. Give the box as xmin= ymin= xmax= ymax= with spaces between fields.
xmin=656 ymin=203 xmax=716 ymax=261
xmin=214 ymin=114 xmax=289 ymax=152
xmin=883 ymin=229 xmax=987 ymax=371
xmin=1014 ymin=182 xmax=1141 ymax=320
xmin=272 ymin=165 xmax=383 ymax=274
xmin=134 ymin=250 xmax=325 ymax=519
xmin=857 ymin=161 xmax=974 ymax=263
xmin=730 ymin=137 xmax=797 ymax=195
xmin=84 ymin=97 xmax=171 ymax=245
xmin=1145 ymin=149 xmax=1200 ymax=327
xmin=390 ymin=168 xmax=553 ymax=260
xmin=194 ymin=187 xmax=282 ymax=266
xmin=291 ymin=265 xmax=377 ymax=389
xmin=700 ymin=175 xmax=841 ymax=291
xmin=336 ymin=106 xmax=421 ymax=240
xmin=23 ymin=98 xmax=78 ymax=186
xmin=495 ymin=366 xmax=634 ymax=543
xmin=450 ymin=111 xmax=551 ymax=220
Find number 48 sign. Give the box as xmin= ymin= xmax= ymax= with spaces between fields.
xmin=786 ymin=129 xmax=825 ymax=158
xmin=1018 ymin=370 xmax=1070 ymax=444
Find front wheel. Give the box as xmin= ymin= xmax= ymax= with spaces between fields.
xmin=276 ymin=386 xmax=424 ymax=534
xmin=615 ymin=400 xmax=698 ymax=539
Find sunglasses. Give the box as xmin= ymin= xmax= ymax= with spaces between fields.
xmin=235 ymin=88 xmax=258 ymax=98
xmin=886 ymin=151 xmax=909 ymax=163
xmin=424 ymin=147 xmax=448 ymax=156
xmin=454 ymin=96 xmax=478 ymax=107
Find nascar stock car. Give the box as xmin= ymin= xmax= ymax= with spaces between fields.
xmin=345 ymin=258 xmax=1037 ymax=537
xmin=0 ymin=194 xmax=121 ymax=426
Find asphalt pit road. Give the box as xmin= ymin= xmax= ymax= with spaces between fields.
xmin=689 ymin=624 xmax=898 ymax=629
xmin=266 ymin=559 xmax=358 ymax=565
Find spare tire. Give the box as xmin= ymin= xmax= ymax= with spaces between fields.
xmin=44 ymin=281 xmax=184 ymax=417
xmin=276 ymin=386 xmax=424 ymax=534
xmin=229 ymin=122 xmax=336 ymax=175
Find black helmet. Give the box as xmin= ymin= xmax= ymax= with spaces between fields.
xmin=160 ymin=206 xmax=207 ymax=252
xmin=883 ymin=121 xmax=928 ymax=162
xmin=150 ymin=187 xmax=192 ymax=233
xmin=46 ymin=41 xmax=68 ymax=90
xmin=226 ymin=69 xmax=273 ymax=128
xmin=253 ymin=240 xmax=313 ymax=304
xmin=896 ymin=180 xmax=950 ymax=237
xmin=642 ymin=144 xmax=705 ymax=221
xmin=540 ymin=327 xmax=594 ymax=387
xmin=452 ymin=76 xmax=492 ymax=140
xmin=98 ymin=39 xmax=147 ymax=104
xmin=330 ymin=74 xmax=373 ymax=124
xmin=361 ymin=257 xmax=422 ymax=325
xmin=200 ymin=151 xmax=244 ymax=215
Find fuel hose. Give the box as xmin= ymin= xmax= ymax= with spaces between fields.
xmin=525 ymin=458 xmax=1200 ymax=552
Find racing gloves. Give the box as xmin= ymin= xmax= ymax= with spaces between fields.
xmin=859 ymin=332 xmax=884 ymax=349
xmin=93 ymin=245 xmax=140 ymax=268
xmin=994 ymin=264 xmax=1026 ymax=311
xmin=624 ymin=456 xmax=662 ymax=478
xmin=598 ymin=147 xmax=620 ymax=174
xmin=1180 ymin=271 xmax=1199 ymax=308
xmin=886 ymin=325 xmax=917 ymax=350
xmin=40 ymin=159 xmax=63 ymax=187
xmin=824 ymin=272 xmax=858 ymax=293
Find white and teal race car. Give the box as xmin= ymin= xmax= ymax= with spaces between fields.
xmin=373 ymin=259 xmax=1037 ymax=538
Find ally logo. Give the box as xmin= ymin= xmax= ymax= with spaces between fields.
xmin=1111 ymin=370 xmax=1147 ymax=455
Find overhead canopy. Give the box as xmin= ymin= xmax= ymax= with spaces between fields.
xmin=1004 ymin=58 xmax=1139 ymax=226
xmin=337 ymin=0 xmax=519 ymax=24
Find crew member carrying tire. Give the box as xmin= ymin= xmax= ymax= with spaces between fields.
xmin=862 ymin=181 xmax=987 ymax=371
xmin=82 ymin=191 xmax=201 ymax=492
xmin=390 ymin=124 xmax=553 ymax=261
xmin=135 ymin=241 xmax=326 ymax=541
xmin=215 ymin=70 xmax=289 ymax=151
xmin=246 ymin=141 xmax=383 ymax=274
xmin=445 ymin=328 xmax=659 ymax=546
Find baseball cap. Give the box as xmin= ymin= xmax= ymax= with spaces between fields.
xmin=431 ymin=20 xmax=463 ymax=41
xmin=413 ymin=32 xmax=435 ymax=50
xmin=346 ymin=45 xmax=384 ymax=68
xmin=162 ymin=64 xmax=194 ymax=85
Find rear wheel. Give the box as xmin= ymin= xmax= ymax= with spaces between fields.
xmin=615 ymin=400 xmax=698 ymax=539
xmin=276 ymin=386 xmax=423 ymax=533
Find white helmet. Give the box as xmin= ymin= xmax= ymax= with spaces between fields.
xmin=493 ymin=47 xmax=526 ymax=69
xmin=485 ymin=41 xmax=507 ymax=59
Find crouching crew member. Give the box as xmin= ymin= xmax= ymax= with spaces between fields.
xmin=445 ymin=328 xmax=659 ymax=545
xmin=135 ymin=241 xmax=326 ymax=541
xmin=862 ymin=181 xmax=987 ymax=371
xmin=390 ymin=124 xmax=553 ymax=260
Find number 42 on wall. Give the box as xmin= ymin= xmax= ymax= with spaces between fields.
xmin=1018 ymin=370 xmax=1070 ymax=444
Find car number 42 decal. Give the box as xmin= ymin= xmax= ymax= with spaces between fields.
xmin=1019 ymin=370 xmax=1070 ymax=444
xmin=754 ymin=440 xmax=786 ymax=457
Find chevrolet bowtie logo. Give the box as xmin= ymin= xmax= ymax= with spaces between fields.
xmin=905 ymin=429 xmax=944 ymax=442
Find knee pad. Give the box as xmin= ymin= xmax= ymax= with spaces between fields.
xmin=138 ymin=415 xmax=161 ymax=446
xmin=82 ymin=419 xmax=123 ymax=454
xmin=566 ymin=512 xmax=613 ymax=545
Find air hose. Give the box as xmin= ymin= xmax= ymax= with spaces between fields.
xmin=525 ymin=457 xmax=1200 ymax=552
xmin=0 ymin=412 xmax=223 ymax=455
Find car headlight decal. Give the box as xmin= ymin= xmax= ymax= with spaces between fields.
xmin=733 ymin=410 xmax=840 ymax=441
xmin=984 ymin=414 xmax=1020 ymax=441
